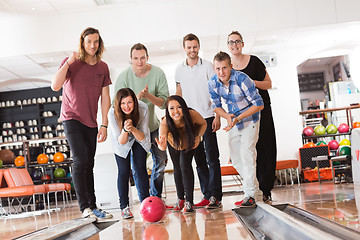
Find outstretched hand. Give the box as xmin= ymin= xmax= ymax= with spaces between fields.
xmin=137 ymin=84 xmax=149 ymax=100
xmin=155 ymin=135 xmax=167 ymax=151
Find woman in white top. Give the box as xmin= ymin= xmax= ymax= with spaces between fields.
xmin=108 ymin=88 xmax=151 ymax=219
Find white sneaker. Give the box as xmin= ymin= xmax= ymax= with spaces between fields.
xmin=82 ymin=208 xmax=95 ymax=218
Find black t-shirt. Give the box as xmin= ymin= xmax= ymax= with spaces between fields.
xmin=235 ymin=55 xmax=271 ymax=106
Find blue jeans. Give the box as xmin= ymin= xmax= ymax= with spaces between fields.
xmin=194 ymin=117 xmax=222 ymax=200
xmin=149 ymin=129 xmax=167 ymax=197
xmin=115 ymin=141 xmax=149 ymax=209
xmin=63 ymin=120 xmax=98 ymax=212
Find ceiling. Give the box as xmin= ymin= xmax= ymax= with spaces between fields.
xmin=1 ymin=0 xmax=360 ymax=92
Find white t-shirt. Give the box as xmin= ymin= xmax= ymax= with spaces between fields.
xmin=175 ymin=58 xmax=216 ymax=119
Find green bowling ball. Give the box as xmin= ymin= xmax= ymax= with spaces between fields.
xmin=54 ymin=167 xmax=66 ymax=178
xmin=337 ymin=146 xmax=351 ymax=156
xmin=314 ymin=125 xmax=326 ymax=135
xmin=326 ymin=124 xmax=338 ymax=134
xmin=316 ymin=141 xmax=326 ymax=146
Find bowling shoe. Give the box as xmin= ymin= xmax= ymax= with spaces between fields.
xmin=121 ymin=206 xmax=134 ymax=219
xmin=183 ymin=201 xmax=195 ymax=214
xmin=194 ymin=198 xmax=210 ymax=208
xmin=238 ymin=196 xmax=256 ymax=207
xmin=173 ymin=199 xmax=185 ymax=212
xmin=206 ymin=196 xmax=222 ymax=209
xmin=82 ymin=208 xmax=95 ymax=218
xmin=92 ymin=207 xmax=113 ymax=219
xmin=263 ymin=195 xmax=272 ymax=204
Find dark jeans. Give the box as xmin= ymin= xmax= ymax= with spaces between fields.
xmin=256 ymin=105 xmax=277 ymax=197
xmin=194 ymin=117 xmax=222 ymax=200
xmin=149 ymin=129 xmax=167 ymax=197
xmin=115 ymin=142 xmax=149 ymax=209
xmin=63 ymin=119 xmax=98 ymax=212
xmin=168 ymin=144 xmax=195 ymax=204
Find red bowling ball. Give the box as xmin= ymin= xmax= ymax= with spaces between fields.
xmin=302 ymin=127 xmax=314 ymax=136
xmin=338 ymin=123 xmax=349 ymax=133
xmin=140 ymin=196 xmax=166 ymax=223
xmin=328 ymin=140 xmax=339 ymax=150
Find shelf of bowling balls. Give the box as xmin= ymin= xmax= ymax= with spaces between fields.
xmin=302 ymin=131 xmax=351 ymax=140
xmin=28 ymin=159 xmax=73 ymax=168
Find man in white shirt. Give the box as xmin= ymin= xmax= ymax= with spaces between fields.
xmin=175 ymin=33 xmax=222 ymax=209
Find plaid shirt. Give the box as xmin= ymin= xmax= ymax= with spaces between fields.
xmin=208 ymin=69 xmax=264 ymax=130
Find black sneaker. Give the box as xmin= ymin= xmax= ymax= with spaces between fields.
xmin=240 ymin=196 xmax=256 ymax=207
xmin=263 ymin=195 xmax=272 ymax=204
xmin=206 ymin=196 xmax=222 ymax=209
xmin=183 ymin=201 xmax=195 ymax=214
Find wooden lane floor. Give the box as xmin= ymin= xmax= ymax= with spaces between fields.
xmin=1 ymin=181 xmax=360 ymax=239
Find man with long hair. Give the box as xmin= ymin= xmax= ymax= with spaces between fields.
xmin=52 ymin=27 xmax=112 ymax=219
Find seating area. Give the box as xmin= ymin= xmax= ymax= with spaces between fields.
xmin=0 ymin=168 xmax=72 ymax=216
xmin=276 ymin=160 xmax=300 ymax=186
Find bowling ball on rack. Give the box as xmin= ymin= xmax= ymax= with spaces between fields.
xmin=302 ymin=127 xmax=314 ymax=136
xmin=37 ymin=153 xmax=49 ymax=164
xmin=338 ymin=123 xmax=350 ymax=133
xmin=41 ymin=174 xmax=51 ymax=184
xmin=0 ymin=149 xmax=15 ymax=164
xmin=314 ymin=125 xmax=326 ymax=135
xmin=316 ymin=141 xmax=326 ymax=146
xmin=337 ymin=146 xmax=351 ymax=156
xmin=54 ymin=167 xmax=66 ymax=178
xmin=0 ymin=159 xmax=3 ymax=168
xmin=339 ymin=139 xmax=351 ymax=146
xmin=328 ymin=140 xmax=339 ymax=150
xmin=53 ymin=152 xmax=65 ymax=163
xmin=353 ymin=122 xmax=360 ymax=129
xmin=326 ymin=124 xmax=337 ymax=134
xmin=140 ymin=196 xmax=166 ymax=223
xmin=303 ymin=142 xmax=316 ymax=148
xmin=31 ymin=169 xmax=42 ymax=181
xmin=14 ymin=156 xmax=25 ymax=167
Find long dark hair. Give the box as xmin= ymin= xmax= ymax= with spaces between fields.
xmin=114 ymin=88 xmax=140 ymax=130
xmin=165 ymin=95 xmax=196 ymax=152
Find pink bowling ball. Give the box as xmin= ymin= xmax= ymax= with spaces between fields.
xmin=338 ymin=123 xmax=350 ymax=133
xmin=140 ymin=196 xmax=166 ymax=223
xmin=302 ymin=127 xmax=314 ymax=137
xmin=328 ymin=140 xmax=339 ymax=150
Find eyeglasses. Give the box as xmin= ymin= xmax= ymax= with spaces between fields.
xmin=227 ymin=39 xmax=243 ymax=46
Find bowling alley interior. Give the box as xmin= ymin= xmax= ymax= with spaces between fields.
xmin=2 ymin=0 xmax=360 ymax=239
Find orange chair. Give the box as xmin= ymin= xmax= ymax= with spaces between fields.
xmin=276 ymin=160 xmax=300 ymax=186
xmin=4 ymin=168 xmax=70 ymax=210
xmin=0 ymin=169 xmax=46 ymax=215
xmin=220 ymin=165 xmax=243 ymax=190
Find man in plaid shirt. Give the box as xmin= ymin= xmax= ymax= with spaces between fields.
xmin=208 ymin=51 xmax=264 ymax=207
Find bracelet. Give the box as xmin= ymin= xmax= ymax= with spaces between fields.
xmin=66 ymin=61 xmax=70 ymax=67
xmin=123 ymin=128 xmax=129 ymax=133
xmin=100 ymin=125 xmax=108 ymax=128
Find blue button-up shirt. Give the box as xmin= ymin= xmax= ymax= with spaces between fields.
xmin=208 ymin=69 xmax=264 ymax=130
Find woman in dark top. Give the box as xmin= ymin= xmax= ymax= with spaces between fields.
xmin=227 ymin=31 xmax=277 ymax=204
xmin=156 ymin=95 xmax=206 ymax=214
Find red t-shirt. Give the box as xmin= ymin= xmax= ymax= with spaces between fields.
xmin=59 ymin=58 xmax=112 ymax=128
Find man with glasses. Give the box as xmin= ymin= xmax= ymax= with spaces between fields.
xmin=175 ymin=33 xmax=222 ymax=209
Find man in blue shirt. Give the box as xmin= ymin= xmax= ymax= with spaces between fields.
xmin=208 ymin=51 xmax=264 ymax=207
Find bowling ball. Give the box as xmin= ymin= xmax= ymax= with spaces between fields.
xmin=303 ymin=142 xmax=316 ymax=148
xmin=0 ymin=149 xmax=15 ymax=164
xmin=37 ymin=153 xmax=49 ymax=164
xmin=353 ymin=122 xmax=360 ymax=129
xmin=143 ymin=224 xmax=169 ymax=240
xmin=53 ymin=152 xmax=64 ymax=163
xmin=302 ymin=127 xmax=314 ymax=136
xmin=316 ymin=141 xmax=326 ymax=146
xmin=0 ymin=159 xmax=3 ymax=168
xmin=314 ymin=125 xmax=326 ymax=135
xmin=14 ymin=156 xmax=25 ymax=167
xmin=31 ymin=170 xmax=42 ymax=181
xmin=140 ymin=196 xmax=166 ymax=223
xmin=339 ymin=139 xmax=351 ymax=146
xmin=54 ymin=167 xmax=66 ymax=178
xmin=326 ymin=124 xmax=337 ymax=134
xmin=338 ymin=123 xmax=349 ymax=133
xmin=337 ymin=146 xmax=351 ymax=156
xmin=328 ymin=140 xmax=339 ymax=150
xmin=42 ymin=174 xmax=51 ymax=184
